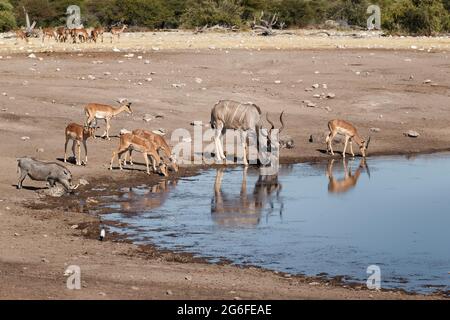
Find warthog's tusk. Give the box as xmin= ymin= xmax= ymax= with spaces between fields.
xmin=71 ymin=184 xmax=80 ymax=190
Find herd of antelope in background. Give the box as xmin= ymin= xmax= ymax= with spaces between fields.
xmin=15 ymin=24 xmax=128 ymax=44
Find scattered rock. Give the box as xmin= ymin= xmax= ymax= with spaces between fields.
xmin=185 ymin=275 xmax=192 ymax=281
xmin=21 ymin=136 xmax=30 ymax=141
xmin=274 ymin=80 xmax=281 ymax=84
xmin=326 ymin=93 xmax=336 ymax=99
xmin=312 ymin=84 xmax=319 ymax=89
xmin=104 ymin=72 xmax=111 ymax=76
xmin=112 ymin=48 xmax=120 ymax=52
xmin=41 ymin=258 xmax=49 ymax=263
xmin=14 ymin=233 xmax=20 ymax=237
xmin=370 ymin=127 xmax=381 ymax=133
xmin=27 ymin=53 xmax=36 ymax=59
xmin=143 ymin=114 xmax=152 ymax=122
xmin=404 ymin=130 xmax=420 ymax=138
xmin=423 ymin=79 xmax=432 ymax=84
xmin=88 ymin=75 xmax=96 ymax=80
xmin=71 ymin=225 xmax=79 ymax=229
xmin=166 ymin=290 xmax=173 ymax=295
xmin=145 ymin=77 xmax=153 ymax=82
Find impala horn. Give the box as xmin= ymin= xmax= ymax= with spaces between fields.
xmin=366 ymin=136 xmax=371 ymax=150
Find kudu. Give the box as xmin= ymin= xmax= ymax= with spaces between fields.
xmin=326 ymin=158 xmax=369 ymax=194
xmin=210 ymin=100 xmax=284 ymax=166
xmin=211 ymin=167 xmax=282 ymax=227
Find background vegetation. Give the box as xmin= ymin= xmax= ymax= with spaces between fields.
xmin=1 ymin=0 xmax=449 ymax=35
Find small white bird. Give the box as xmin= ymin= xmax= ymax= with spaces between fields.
xmin=99 ymin=227 xmax=106 ymax=241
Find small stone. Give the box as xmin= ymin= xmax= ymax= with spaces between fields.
xmin=274 ymin=80 xmax=281 ymax=84
xmin=21 ymin=136 xmax=30 ymax=141
xmin=28 ymin=53 xmax=36 ymax=59
xmin=113 ymin=48 xmax=120 ymax=52
xmin=88 ymin=75 xmax=96 ymax=80
xmin=309 ymin=282 xmax=320 ymax=286
xmin=98 ymin=292 xmax=107 ymax=296
xmin=166 ymin=290 xmax=173 ymax=295
xmin=404 ymin=130 xmax=420 ymax=138
xmin=370 ymin=128 xmax=381 ymax=133
xmin=326 ymin=93 xmax=336 ymax=99
xmin=143 ymin=114 xmax=153 ymax=122
xmin=324 ymin=106 xmax=332 ymax=112
xmin=144 ymin=60 xmax=150 ymax=64
xmin=131 ymin=286 xmax=139 ymax=291
xmin=145 ymin=77 xmax=152 ymax=82
xmin=307 ymin=102 xmax=317 ymax=108
xmin=322 ymin=84 xmax=328 ymax=89
xmin=195 ymin=78 xmax=203 ymax=84
xmin=104 ymin=72 xmax=111 ymax=76
xmin=79 ymin=179 xmax=89 ymax=186
xmin=185 ymin=275 xmax=192 ymax=281
xmin=71 ymin=225 xmax=79 ymax=229
xmin=312 ymin=84 xmax=319 ymax=89
xmin=423 ymin=79 xmax=432 ymax=84
xmin=14 ymin=233 xmax=20 ymax=237
xmin=41 ymin=258 xmax=49 ymax=263
xmin=56 ymin=68 xmax=61 ymax=72
xmin=36 ymin=148 xmax=44 ymax=153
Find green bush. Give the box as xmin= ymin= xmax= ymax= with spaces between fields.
xmin=181 ymin=0 xmax=243 ymax=28
xmin=383 ymin=0 xmax=450 ymax=35
xmin=0 ymin=1 xmax=16 ymax=31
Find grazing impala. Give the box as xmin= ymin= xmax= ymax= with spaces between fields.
xmin=42 ymin=27 xmax=56 ymax=43
xmin=210 ymin=100 xmax=285 ymax=165
xmin=125 ymin=129 xmax=179 ymax=172
xmin=84 ymin=99 xmax=133 ymax=140
xmin=91 ymin=27 xmax=104 ymax=43
xmin=326 ymin=119 xmax=371 ymax=158
xmin=326 ymin=159 xmax=369 ymax=194
xmin=15 ymin=29 xmax=29 ymax=42
xmin=110 ymin=133 xmax=168 ymax=176
xmin=110 ymin=24 xmax=127 ymax=43
xmin=64 ymin=123 xmax=96 ymax=166
xmin=70 ymin=28 xmax=89 ymax=43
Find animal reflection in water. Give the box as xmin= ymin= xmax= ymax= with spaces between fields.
xmin=211 ymin=167 xmax=283 ymax=227
xmin=117 ymin=180 xmax=177 ymax=214
xmin=326 ymin=158 xmax=370 ymax=194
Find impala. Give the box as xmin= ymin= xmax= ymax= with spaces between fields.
xmin=326 ymin=119 xmax=371 ymax=158
xmin=15 ymin=29 xmax=28 ymax=42
xmin=326 ymin=159 xmax=369 ymax=194
xmin=125 ymin=129 xmax=179 ymax=172
xmin=84 ymin=99 xmax=133 ymax=140
xmin=42 ymin=27 xmax=56 ymax=43
xmin=210 ymin=100 xmax=284 ymax=166
xmin=109 ymin=133 xmax=168 ymax=176
xmin=91 ymin=27 xmax=104 ymax=43
xmin=110 ymin=24 xmax=127 ymax=43
xmin=64 ymin=123 xmax=96 ymax=166
xmin=70 ymin=28 xmax=89 ymax=43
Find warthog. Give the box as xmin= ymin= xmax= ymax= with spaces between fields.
xmin=17 ymin=157 xmax=79 ymax=192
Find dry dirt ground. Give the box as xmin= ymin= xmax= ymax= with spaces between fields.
xmin=0 ymin=32 xmax=449 ymax=300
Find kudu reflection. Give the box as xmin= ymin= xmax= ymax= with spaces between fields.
xmin=211 ymin=167 xmax=283 ymax=227
xmin=326 ymin=158 xmax=369 ymax=194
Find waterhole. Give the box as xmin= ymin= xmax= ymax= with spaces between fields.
xmin=93 ymin=153 xmax=450 ymax=295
